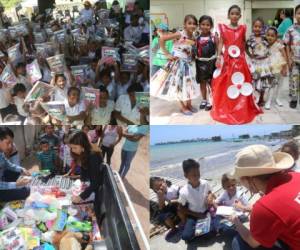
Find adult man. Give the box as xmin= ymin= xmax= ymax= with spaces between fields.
xmin=230 ymin=144 xmax=300 ymax=250
xmin=0 ymin=127 xmax=31 ymax=202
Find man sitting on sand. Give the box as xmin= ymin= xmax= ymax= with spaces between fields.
xmin=229 ymin=144 xmax=300 ymax=250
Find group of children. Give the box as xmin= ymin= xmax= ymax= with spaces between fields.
xmin=0 ymin=0 xmax=149 ymax=125
xmin=151 ymin=4 xmax=300 ymax=124
xmin=150 ymin=140 xmax=299 ymax=243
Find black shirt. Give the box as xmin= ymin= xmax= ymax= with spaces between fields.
xmin=80 ymin=152 xmax=104 ymax=200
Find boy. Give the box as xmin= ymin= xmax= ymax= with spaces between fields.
xmin=36 ymin=139 xmax=57 ymax=173
xmin=178 ymin=159 xmax=212 ymax=242
xmin=39 ymin=125 xmax=60 ymax=150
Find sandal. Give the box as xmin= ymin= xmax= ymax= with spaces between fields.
xmin=199 ymin=101 xmax=207 ymax=110
xmin=181 ymin=110 xmax=193 ymax=116
xmin=205 ymin=103 xmax=212 ymax=111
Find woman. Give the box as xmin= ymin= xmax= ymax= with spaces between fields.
xmin=100 ymin=125 xmax=122 ymax=165
xmin=230 ymin=144 xmax=300 ymax=250
xmin=119 ymin=125 xmax=149 ymax=178
xmin=277 ymin=9 xmax=293 ymax=40
xmin=69 ymin=131 xmax=103 ymax=204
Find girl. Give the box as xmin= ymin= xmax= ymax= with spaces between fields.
xmin=51 ymin=74 xmax=68 ymax=101
xmin=246 ymin=18 xmax=272 ymax=106
xmin=265 ymin=27 xmax=288 ymax=110
xmin=284 ymin=4 xmax=300 ymax=109
xmin=211 ymin=5 xmax=261 ymax=124
xmin=151 ymin=15 xmax=200 ymax=116
xmin=100 ymin=125 xmax=122 ymax=165
xmin=69 ymin=131 xmax=103 ymax=206
xmin=195 ymin=15 xmax=218 ymax=111
xmin=150 ymin=177 xmax=184 ymax=240
xmin=65 ymin=87 xmax=86 ymax=125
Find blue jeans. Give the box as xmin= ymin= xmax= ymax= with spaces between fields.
xmin=182 ymin=217 xmax=197 ymax=241
xmin=119 ymin=150 xmax=137 ymax=178
xmin=232 ymin=234 xmax=287 ymax=250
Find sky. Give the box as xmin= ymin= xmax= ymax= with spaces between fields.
xmin=150 ymin=125 xmax=293 ymax=145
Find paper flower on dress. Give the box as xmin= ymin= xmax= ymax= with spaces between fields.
xmin=227 ymin=72 xmax=253 ymax=99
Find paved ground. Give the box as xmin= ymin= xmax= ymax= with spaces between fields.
xmin=150 ymin=79 xmax=300 ymax=125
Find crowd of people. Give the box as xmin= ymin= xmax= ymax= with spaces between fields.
xmin=0 ymin=0 xmax=149 ymax=125
xmin=151 ymin=141 xmax=300 ymax=249
xmin=151 ymin=4 xmax=300 ymax=125
xmin=0 ymin=124 xmax=149 ymax=202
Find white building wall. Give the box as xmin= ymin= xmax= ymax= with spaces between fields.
xmin=151 ymin=0 xmax=294 ymax=36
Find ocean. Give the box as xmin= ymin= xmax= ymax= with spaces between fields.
xmin=150 ymin=139 xmax=286 ymax=180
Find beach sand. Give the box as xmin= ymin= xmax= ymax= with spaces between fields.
xmin=110 ymin=135 xmax=150 ymax=248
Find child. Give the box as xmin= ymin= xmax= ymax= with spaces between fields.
xmin=150 ymin=176 xmax=184 ymax=240
xmin=211 ymin=5 xmax=261 ymax=124
xmin=265 ymin=27 xmax=288 ymax=110
xmin=151 ymin=15 xmax=200 ymax=115
xmin=51 ymin=74 xmax=68 ymax=101
xmin=151 ymin=24 xmax=173 ymax=76
xmin=195 ymin=15 xmax=218 ymax=111
xmin=116 ymin=71 xmax=132 ymax=97
xmin=59 ymin=134 xmax=72 ymax=174
xmin=90 ymin=86 xmax=115 ymax=125
xmin=36 ymin=139 xmax=57 ymax=173
xmin=95 ymin=69 xmax=117 ymax=101
xmin=65 ymin=87 xmax=86 ymax=125
xmin=12 ymin=83 xmax=29 ymax=122
xmin=0 ymin=82 xmax=17 ymax=121
xmin=281 ymin=141 xmax=299 ymax=172
xmin=178 ymin=159 xmax=212 ymax=242
xmin=246 ymin=18 xmax=272 ymax=107
xmin=216 ymin=174 xmax=250 ymax=212
xmin=39 ymin=125 xmax=60 ymax=150
xmin=284 ymin=4 xmax=300 ymax=109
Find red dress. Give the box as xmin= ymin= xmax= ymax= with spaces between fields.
xmin=211 ymin=24 xmax=262 ymax=124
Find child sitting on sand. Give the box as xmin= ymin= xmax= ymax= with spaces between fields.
xmin=178 ymin=159 xmax=213 ymax=242
xmin=281 ymin=141 xmax=300 ymax=172
xmin=213 ymin=174 xmax=251 ymax=235
xmin=150 ymin=176 xmax=184 ymax=240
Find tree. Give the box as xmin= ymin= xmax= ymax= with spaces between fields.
xmin=0 ymin=0 xmax=22 ymax=10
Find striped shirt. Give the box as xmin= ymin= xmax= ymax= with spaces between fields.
xmin=36 ymin=150 xmax=56 ymax=171
xmin=0 ymin=152 xmax=24 ymax=190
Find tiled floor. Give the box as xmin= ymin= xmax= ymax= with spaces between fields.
xmin=150 ymin=81 xmax=300 ymax=125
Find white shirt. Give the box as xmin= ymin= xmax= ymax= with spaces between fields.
xmin=14 ymin=96 xmax=28 ymax=117
xmin=116 ymin=81 xmax=131 ymax=97
xmin=165 ymin=185 xmax=180 ymax=201
xmin=16 ymin=75 xmax=31 ymax=91
xmin=178 ymin=179 xmax=211 ymax=213
xmin=52 ymin=86 xmax=68 ymax=101
xmin=65 ymin=100 xmax=85 ymax=116
xmin=115 ymin=94 xmax=140 ymax=126
xmin=0 ymin=88 xmax=10 ymax=109
xmin=216 ymin=190 xmax=248 ymax=207
xmin=91 ymin=100 xmax=114 ymax=125
xmin=96 ymin=81 xmax=116 ymax=101
xmin=124 ymin=25 xmax=143 ymax=44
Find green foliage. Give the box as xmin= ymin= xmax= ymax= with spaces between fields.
xmin=0 ymin=0 xmax=22 ymax=10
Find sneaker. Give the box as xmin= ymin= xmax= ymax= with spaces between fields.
xmin=264 ymin=102 xmax=271 ymax=110
xmin=275 ymin=99 xmax=283 ymax=107
xmin=199 ymin=101 xmax=207 ymax=110
xmin=290 ymin=100 xmax=297 ymax=109
xmin=205 ymin=103 xmax=212 ymax=111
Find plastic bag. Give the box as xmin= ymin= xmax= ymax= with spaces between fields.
xmin=81 ymin=87 xmax=100 ymax=107
xmin=121 ymin=53 xmax=137 ymax=72
xmin=26 ymin=59 xmax=42 ymax=84
xmin=71 ymin=65 xmax=88 ymax=85
xmin=46 ymin=54 xmax=65 ymax=74
xmin=0 ymin=64 xmax=17 ymax=86
xmin=41 ymin=101 xmax=66 ymax=121
xmin=24 ymin=81 xmax=53 ymax=103
xmin=101 ymin=46 xmax=120 ymax=61
xmin=7 ymin=43 xmax=22 ymax=63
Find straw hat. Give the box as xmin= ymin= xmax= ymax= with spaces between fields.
xmin=233 ymin=144 xmax=294 ymax=178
